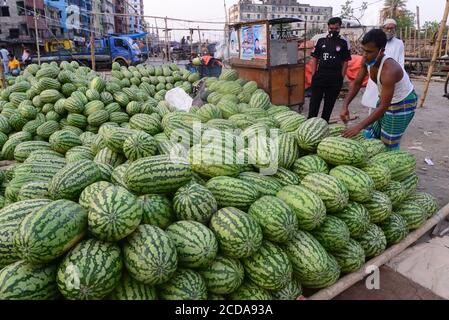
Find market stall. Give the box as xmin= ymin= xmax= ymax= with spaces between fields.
xmin=228 ymin=18 xmax=306 ymax=108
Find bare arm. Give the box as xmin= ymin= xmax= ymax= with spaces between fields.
xmin=340 ymin=60 xmax=368 ymax=122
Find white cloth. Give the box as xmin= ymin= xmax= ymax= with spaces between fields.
xmin=0 ymin=48 xmax=9 ymax=73
xmin=362 ymin=37 xmax=405 ymax=108
xmin=132 ymin=43 xmax=141 ymax=54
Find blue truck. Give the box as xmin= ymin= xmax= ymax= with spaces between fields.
xmin=32 ymin=34 xmax=143 ymax=68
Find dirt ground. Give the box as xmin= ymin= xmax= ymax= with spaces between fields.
xmin=300 ymin=79 xmax=449 ymax=208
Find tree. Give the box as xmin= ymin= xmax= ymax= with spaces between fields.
xmin=396 ymin=10 xmax=415 ymax=30
xmin=340 ymin=0 xmax=368 ymax=23
xmin=381 ymin=0 xmax=408 ymax=21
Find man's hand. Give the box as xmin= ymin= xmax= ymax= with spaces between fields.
xmin=342 ymin=124 xmax=363 ymax=138
xmin=340 ymin=105 xmax=350 ymax=124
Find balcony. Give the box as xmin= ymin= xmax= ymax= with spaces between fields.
xmin=25 ymin=0 xmax=44 ymax=10
xmin=26 ymin=15 xmax=47 ymax=29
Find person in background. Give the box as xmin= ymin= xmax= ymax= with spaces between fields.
xmin=362 ymin=18 xmax=405 ymax=111
xmin=0 ymin=45 xmax=9 ymax=74
xmin=21 ymin=48 xmax=31 ymax=67
xmin=341 ymin=29 xmax=417 ymax=150
xmin=132 ymin=40 xmax=141 ymax=55
xmin=7 ymin=54 xmax=21 ymax=76
xmin=308 ymin=17 xmax=352 ymax=122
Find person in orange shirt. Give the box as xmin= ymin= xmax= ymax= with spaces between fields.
xmin=7 ymin=54 xmax=20 ymax=76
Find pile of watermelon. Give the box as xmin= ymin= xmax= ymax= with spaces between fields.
xmin=0 ymin=62 xmax=440 ymax=300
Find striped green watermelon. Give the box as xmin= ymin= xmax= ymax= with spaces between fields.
xmin=248 ymin=196 xmax=298 ymax=243
xmin=199 ymin=255 xmax=244 ymax=295
xmin=273 ymin=167 xmax=300 ymax=186
xmin=249 ymin=90 xmax=271 ymax=110
xmin=173 ymin=181 xmax=217 ymax=224
xmin=209 ymin=207 xmax=263 ymax=259
xmin=395 ymin=202 xmax=426 ymax=230
xmin=328 ymin=123 xmax=345 ymax=137
xmin=189 ymin=144 xmax=241 ymax=178
xmin=363 ymin=191 xmax=392 ymax=223
xmin=331 ymin=238 xmax=365 ymax=273
xmin=125 ymin=155 xmax=193 ymax=195
xmin=129 ymin=113 xmax=161 ymax=136
xmin=271 ymin=276 xmax=303 ymax=300
xmin=278 ymin=114 xmax=306 ymax=133
xmin=371 ymin=151 xmax=416 ymax=181
xmin=166 ymin=220 xmax=218 ymax=268
xmin=229 ymin=282 xmax=272 ymax=300
xmin=14 ymin=200 xmax=87 ymax=264
xmin=329 ymin=165 xmax=374 ymax=203
xmin=13 ymin=141 xmax=51 ymax=162
xmin=65 ymin=146 xmax=95 ymax=163
xmin=300 ymin=173 xmax=349 ymax=213
xmin=206 ymin=176 xmax=259 ymax=210
xmin=276 ymin=185 xmax=326 ymax=231
xmin=139 ymin=194 xmax=174 ymax=229
xmin=78 ymin=181 xmax=114 ymax=209
xmin=0 ymin=199 xmax=52 ymax=268
xmin=292 ymin=155 xmax=329 ymax=180
xmin=109 ymin=272 xmax=157 ymax=300
xmin=48 ymin=160 xmax=101 ymax=201
xmin=57 ymin=239 xmax=122 ymax=300
xmin=405 ymin=192 xmax=439 ymax=218
xmin=281 ymin=230 xmax=340 ymax=288
xmin=361 ymin=162 xmax=391 ymax=191
xmin=123 ymin=224 xmax=177 ymax=285
xmin=311 ymin=215 xmax=351 ymax=251
xmin=17 ymin=181 xmax=49 ymax=201
xmin=123 ymin=131 xmax=158 ymax=161
xmin=238 ymin=172 xmax=283 ymax=196
xmin=49 ymin=130 xmax=82 ymax=154
xmin=242 ymin=241 xmax=292 ymax=290
xmin=99 ymin=126 xmax=133 ymax=153
xmin=401 ymin=173 xmax=418 ymax=198
xmin=378 ymin=213 xmax=409 ymax=245
xmin=296 ymin=117 xmax=329 ymax=152
xmin=333 ymin=202 xmax=370 ymax=238
xmin=0 ymin=260 xmax=59 ymax=300
xmin=158 ymin=269 xmax=207 ymax=300
xmin=88 ymin=185 xmax=143 ymax=241
xmin=317 ymin=137 xmax=367 ymax=167
xmin=361 ymin=139 xmax=386 ymax=158
xmin=94 ymin=147 xmax=126 ymax=168
xmin=354 ymin=224 xmax=387 ymax=259
xmin=382 ymin=181 xmax=406 ymax=207
xmin=277 ymin=132 xmax=300 ymax=169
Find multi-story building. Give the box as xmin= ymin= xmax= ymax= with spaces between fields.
xmin=0 ymin=0 xmax=48 ymax=45
xmin=114 ymin=0 xmax=128 ymax=34
xmin=101 ymin=0 xmax=115 ymax=34
xmin=229 ymin=0 xmax=333 ymax=35
xmin=45 ymin=1 xmax=64 ymax=38
xmin=128 ymin=0 xmax=144 ymax=33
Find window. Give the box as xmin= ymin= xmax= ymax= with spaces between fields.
xmin=19 ymin=24 xmax=28 ymax=36
xmin=247 ymin=13 xmax=250 ymax=18
xmin=9 ymin=28 xmax=19 ymax=38
xmin=257 ymin=14 xmax=260 ymax=19
xmin=16 ymin=1 xmax=25 ymax=15
xmin=291 ymin=7 xmax=294 ymax=12
xmin=114 ymin=38 xmax=127 ymax=48
xmin=1 ymin=6 xmax=10 ymax=16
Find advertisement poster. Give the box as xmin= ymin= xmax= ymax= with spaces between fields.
xmin=252 ymin=24 xmax=267 ymax=59
xmin=229 ymin=28 xmax=239 ymax=57
xmin=240 ymin=26 xmax=254 ymax=60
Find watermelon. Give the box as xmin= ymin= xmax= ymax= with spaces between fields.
xmin=300 ymin=173 xmax=349 ymax=213
xmin=123 ymin=224 xmax=177 ymax=285
xmin=229 ymin=282 xmax=272 ymax=300
xmin=166 ymin=220 xmax=218 ymax=268
xmin=49 ymin=130 xmax=82 ymax=154
xmin=378 ymin=213 xmax=409 ymax=245
xmin=57 ymin=239 xmax=122 ymax=300
xmin=331 ymin=238 xmax=366 ymax=273
xmin=311 ymin=215 xmax=351 ymax=251
xmin=209 ymin=207 xmax=263 ymax=259
xmin=282 ymin=230 xmax=340 ymax=288
xmin=371 ymin=150 xmax=416 ymax=180
xmin=249 ymin=90 xmax=271 ymax=110
xmin=363 ymin=191 xmax=392 ymax=224
xmin=273 ymin=167 xmax=300 ymax=186
xmin=317 ymin=137 xmax=367 ymax=167
xmin=248 ymin=196 xmax=298 ymax=243
xmin=382 ymin=180 xmax=406 ymax=207
xmin=238 ymin=172 xmax=283 ymax=196
xmin=125 ymin=155 xmax=193 ymax=195
xmin=122 ymin=131 xmax=158 ymax=161
xmin=405 ymin=192 xmax=439 ymax=219
xmin=329 ymin=165 xmax=374 ymax=203
xmin=333 ymin=202 xmax=370 ymax=238
xmin=109 ymin=272 xmax=157 ymax=300
xmin=401 ymin=173 xmax=419 ymax=198
xmin=189 ymin=144 xmax=241 ymax=178
xmin=0 ymin=260 xmax=59 ymax=300
xmin=206 ymin=176 xmax=259 ymax=210
xmin=17 ymin=181 xmax=49 ymax=201
xmin=158 ymin=269 xmax=207 ymax=300
xmin=276 ymin=185 xmax=326 ymax=231
xmin=173 ymin=181 xmax=217 ymax=224
xmin=361 ymin=139 xmax=386 ymax=158
xmin=242 ymin=241 xmax=292 ymax=290
xmin=354 ymin=224 xmax=387 ymax=259
xmin=78 ymin=181 xmax=114 ymax=209
xmin=271 ymin=276 xmax=303 ymax=300
xmin=395 ymin=202 xmax=427 ymax=230
xmin=296 ymin=117 xmax=329 ymax=152
xmin=88 ymin=185 xmax=143 ymax=241
xmin=139 ymin=194 xmax=174 ymax=229
xmin=14 ymin=200 xmax=87 ymax=264
xmin=361 ymin=162 xmax=391 ymax=191
xmin=292 ymin=155 xmax=329 ymax=180
xmin=277 ymin=132 xmax=300 ymax=168
xmin=199 ymin=256 xmax=244 ymax=295
xmin=13 ymin=141 xmax=51 ymax=162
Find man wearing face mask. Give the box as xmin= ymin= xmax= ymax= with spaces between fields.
xmin=340 ymin=29 xmax=417 ymax=150
xmin=308 ymin=17 xmax=351 ymax=122
xmin=362 ymin=19 xmax=405 ymax=111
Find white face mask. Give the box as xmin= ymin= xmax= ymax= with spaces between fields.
xmin=385 ymin=31 xmax=395 ymax=41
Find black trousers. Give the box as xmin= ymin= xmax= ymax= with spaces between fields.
xmin=308 ymin=75 xmax=343 ymax=123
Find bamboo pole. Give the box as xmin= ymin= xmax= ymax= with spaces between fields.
xmin=308 ymin=202 xmax=449 ymax=300
xmin=190 ymin=28 xmax=194 ymax=57
xmin=418 ymin=0 xmax=449 ymax=108
xmin=413 ymin=28 xmax=417 ymax=57
xmin=424 ymin=28 xmax=428 ymax=56
xmin=408 ymin=26 xmax=412 ymax=55
xmin=90 ymin=12 xmax=96 ymax=71
xmin=33 ymin=0 xmax=41 ymax=65
xmin=198 ymin=26 xmax=202 ymax=54
xmin=164 ymin=17 xmax=170 ymax=62
xmin=417 ymin=6 xmax=421 ymax=57
xmin=445 ymin=26 xmax=449 ymax=56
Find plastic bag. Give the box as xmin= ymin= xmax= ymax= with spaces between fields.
xmin=165 ymin=87 xmax=193 ymax=112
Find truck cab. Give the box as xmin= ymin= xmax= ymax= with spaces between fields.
xmin=89 ymin=35 xmax=142 ymax=66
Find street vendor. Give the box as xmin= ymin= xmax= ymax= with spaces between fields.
xmin=341 ymin=29 xmax=417 ymax=150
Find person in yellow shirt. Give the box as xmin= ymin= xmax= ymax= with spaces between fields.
xmin=7 ymin=54 xmax=20 ymax=76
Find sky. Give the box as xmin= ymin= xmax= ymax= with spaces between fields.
xmin=143 ymin=0 xmax=447 ymax=41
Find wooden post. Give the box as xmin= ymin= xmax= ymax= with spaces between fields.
xmin=417 ymin=6 xmax=421 ymax=57
xmin=198 ymin=26 xmax=202 ymax=54
xmin=90 ymin=12 xmax=96 ymax=71
xmin=424 ymin=28 xmax=428 ymax=56
xmin=413 ymin=28 xmax=417 ymax=57
xmin=445 ymin=26 xmax=449 ymax=56
xmin=418 ymin=0 xmax=449 ymax=108
xmin=190 ymin=28 xmax=194 ymax=58
xmin=408 ymin=26 xmax=412 ymax=55
xmin=33 ymin=0 xmax=41 ymax=65
xmin=154 ymin=18 xmax=159 ymax=55
xmin=164 ymin=17 xmax=170 ymax=62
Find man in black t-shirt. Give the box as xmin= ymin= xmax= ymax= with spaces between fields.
xmin=308 ymin=17 xmax=351 ymax=122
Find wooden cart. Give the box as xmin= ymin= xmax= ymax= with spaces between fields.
xmin=228 ymin=18 xmax=307 ymax=108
